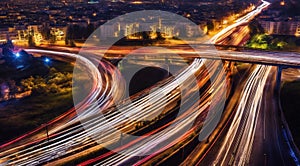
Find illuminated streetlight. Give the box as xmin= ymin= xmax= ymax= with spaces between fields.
xmin=15 ymin=52 xmax=20 ymax=58
xmin=223 ymin=20 xmax=228 ymax=25
xmin=44 ymin=57 xmax=50 ymax=63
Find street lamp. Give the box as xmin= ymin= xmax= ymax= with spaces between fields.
xmin=44 ymin=58 xmax=50 ymax=63
xmin=15 ymin=52 xmax=20 ymax=58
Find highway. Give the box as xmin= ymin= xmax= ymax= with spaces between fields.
xmin=0 ymin=49 xmax=126 ymax=165
xmin=2 ymin=0 xmax=300 ymax=165
xmin=208 ymin=0 xmax=270 ymax=44
xmin=178 ymin=65 xmax=273 ymax=166
xmin=248 ymin=67 xmax=296 ymax=166
xmin=75 ymin=59 xmax=228 ymax=166
xmin=88 ymin=46 xmax=300 ymax=67
xmin=195 ymin=65 xmax=300 ymax=166
xmin=0 ymin=58 xmax=220 ymax=165
xmin=211 ymin=65 xmax=271 ymax=165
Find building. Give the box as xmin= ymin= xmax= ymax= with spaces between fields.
xmin=259 ymin=19 xmax=300 ymax=36
xmin=100 ymin=23 xmax=118 ymax=39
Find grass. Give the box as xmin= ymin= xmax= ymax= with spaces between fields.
xmin=0 ymin=93 xmax=74 ymax=144
xmin=0 ymin=59 xmax=75 ymax=144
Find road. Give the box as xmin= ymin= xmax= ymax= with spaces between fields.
xmin=197 ymin=66 xmax=299 ymax=166
xmin=211 ymin=65 xmax=271 ymax=165
xmin=249 ymin=66 xmax=300 ymax=166
xmin=2 ymin=0 xmax=300 ymax=165
xmin=208 ymin=0 xmax=270 ymax=44
xmin=0 ymin=58 xmax=222 ymax=165
xmin=84 ymin=45 xmax=300 ymax=67
xmin=0 ymin=49 xmax=125 ymax=165
xmin=75 ymin=59 xmax=228 ymax=166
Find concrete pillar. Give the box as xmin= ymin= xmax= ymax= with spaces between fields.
xmin=275 ymin=65 xmax=282 ymax=93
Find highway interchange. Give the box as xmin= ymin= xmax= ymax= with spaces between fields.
xmin=1 ymin=0 xmax=300 ymax=165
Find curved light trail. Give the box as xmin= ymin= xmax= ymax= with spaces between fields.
xmin=209 ymin=0 xmax=270 ymax=44
xmin=81 ymin=60 xmax=228 ymax=166
xmin=0 ymin=49 xmax=125 ymax=165
xmin=2 ymin=1 xmax=290 ymax=165
xmin=0 ymin=58 xmax=209 ymax=165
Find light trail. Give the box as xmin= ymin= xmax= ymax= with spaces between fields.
xmin=87 ymin=61 xmax=228 ymax=166
xmin=0 ymin=49 xmax=125 ymax=165
xmin=101 ymin=47 xmax=300 ymax=67
xmin=212 ymin=65 xmax=272 ymax=165
xmin=209 ymin=0 xmax=270 ymax=44
xmin=0 ymin=49 xmax=103 ymax=150
xmin=0 ymin=58 xmax=207 ymax=165
xmin=46 ymin=0 xmax=269 ymax=164
xmin=0 ymin=0 xmax=275 ymax=165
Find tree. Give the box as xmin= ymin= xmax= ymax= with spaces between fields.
xmin=8 ymin=80 xmax=17 ymax=98
xmin=65 ymin=37 xmax=69 ymax=45
xmin=156 ymin=30 xmax=165 ymax=41
xmin=70 ymin=40 xmax=76 ymax=47
xmin=28 ymin=29 xmax=35 ymax=47
xmin=85 ymin=23 xmax=95 ymax=38
xmin=206 ymin=20 xmax=214 ymax=33
xmin=72 ymin=25 xmax=83 ymax=39
xmin=41 ymin=25 xmax=51 ymax=40
xmin=49 ymin=83 xmax=60 ymax=93
xmin=21 ymin=76 xmax=34 ymax=91
xmin=248 ymin=20 xmax=264 ymax=36
xmin=141 ymin=31 xmax=150 ymax=40
xmin=65 ymin=25 xmax=74 ymax=46
xmin=50 ymin=33 xmax=56 ymax=44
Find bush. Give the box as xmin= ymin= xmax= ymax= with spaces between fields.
xmin=21 ymin=68 xmax=72 ymax=95
xmin=246 ymin=34 xmax=289 ymax=50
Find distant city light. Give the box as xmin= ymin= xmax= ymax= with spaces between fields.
xmin=131 ymin=1 xmax=142 ymax=4
xmin=280 ymin=1 xmax=285 ymax=6
xmin=88 ymin=0 xmax=99 ymax=4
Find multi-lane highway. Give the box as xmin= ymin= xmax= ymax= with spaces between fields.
xmin=249 ymin=67 xmax=297 ymax=166
xmin=1 ymin=0 xmax=300 ymax=165
xmin=212 ymin=65 xmax=271 ymax=165
xmin=75 ymin=59 xmax=228 ymax=166
xmin=0 ymin=49 xmax=125 ymax=165
xmin=0 ymin=58 xmax=227 ymax=165
xmin=208 ymin=0 xmax=270 ymax=44
xmin=92 ymin=45 xmax=300 ymax=67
